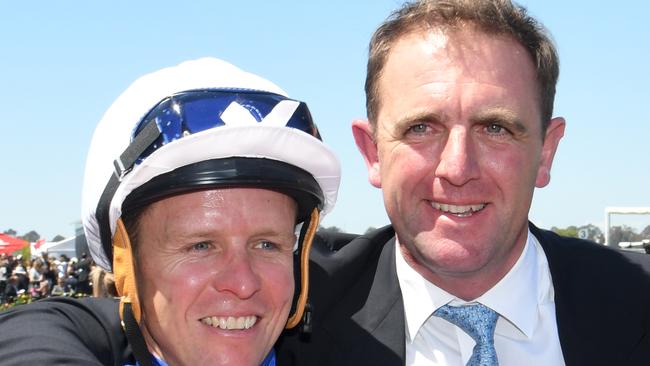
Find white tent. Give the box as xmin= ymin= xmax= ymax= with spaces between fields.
xmin=37 ymin=236 xmax=77 ymax=259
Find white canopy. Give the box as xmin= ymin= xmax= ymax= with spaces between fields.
xmin=36 ymin=236 xmax=77 ymax=258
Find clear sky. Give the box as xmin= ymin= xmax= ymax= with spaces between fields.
xmin=1 ymin=0 xmax=648 ymax=241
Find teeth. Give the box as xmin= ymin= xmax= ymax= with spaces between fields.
xmin=200 ymin=315 xmax=257 ymax=330
xmin=431 ymin=202 xmax=486 ymax=216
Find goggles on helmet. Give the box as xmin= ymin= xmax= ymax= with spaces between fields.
xmin=115 ymin=89 xmax=320 ymax=178
xmin=96 ymin=89 xmax=323 ymax=264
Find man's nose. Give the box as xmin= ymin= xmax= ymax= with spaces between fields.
xmin=213 ymin=250 xmax=261 ymax=299
xmin=434 ymin=126 xmax=479 ymax=186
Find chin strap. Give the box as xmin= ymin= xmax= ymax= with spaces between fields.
xmin=113 ymin=218 xmax=154 ymax=366
xmin=122 ymin=303 xmax=155 ymax=366
xmin=285 ymin=208 xmax=319 ymax=329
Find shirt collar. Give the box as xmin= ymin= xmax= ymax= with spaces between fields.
xmin=396 ymin=228 xmax=553 ymax=342
xmin=476 ymin=229 xmax=551 ymax=339
xmin=395 ymin=238 xmax=453 ymax=342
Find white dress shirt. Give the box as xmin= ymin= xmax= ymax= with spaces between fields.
xmin=396 ymin=229 xmax=566 ymax=365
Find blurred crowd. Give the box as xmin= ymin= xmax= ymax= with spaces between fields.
xmin=0 ymin=251 xmax=117 ymax=306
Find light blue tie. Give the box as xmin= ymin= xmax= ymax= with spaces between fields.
xmin=434 ymin=303 xmax=499 ymax=366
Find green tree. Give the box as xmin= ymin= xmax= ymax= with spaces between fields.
xmin=319 ymin=225 xmax=341 ymax=233
xmin=3 ymin=229 xmax=17 ymax=236
xmin=19 ymin=245 xmax=30 ymax=262
xmin=364 ymin=227 xmax=377 ymax=235
xmin=609 ymin=225 xmax=641 ymax=246
xmin=52 ymin=235 xmax=66 ymax=242
xmin=577 ymin=224 xmax=605 ymax=243
xmin=19 ymin=230 xmax=40 ymax=243
xmin=640 ymin=225 xmax=650 ymax=239
xmin=551 ymin=225 xmax=578 ymax=238
xmin=551 ymin=224 xmax=605 ymax=243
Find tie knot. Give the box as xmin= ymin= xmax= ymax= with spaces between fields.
xmin=434 ymin=303 xmax=498 ymax=343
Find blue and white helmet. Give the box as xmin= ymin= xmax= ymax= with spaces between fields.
xmin=81 ymin=57 xmax=340 ymax=271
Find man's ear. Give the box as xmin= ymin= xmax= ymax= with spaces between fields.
xmin=536 ymin=117 xmax=565 ymax=188
xmin=352 ymin=119 xmax=382 ymax=188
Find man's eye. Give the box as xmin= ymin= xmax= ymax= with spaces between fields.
xmin=485 ymin=123 xmax=507 ymax=134
xmin=255 ymin=241 xmax=277 ymax=251
xmin=408 ymin=123 xmax=428 ymax=134
xmin=191 ymin=242 xmax=211 ymax=251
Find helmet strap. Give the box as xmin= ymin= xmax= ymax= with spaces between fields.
xmin=113 ymin=218 xmax=142 ymax=324
xmin=113 ymin=218 xmax=157 ymax=365
xmin=122 ymin=302 xmax=155 ymax=366
xmin=285 ymin=208 xmax=319 ymax=329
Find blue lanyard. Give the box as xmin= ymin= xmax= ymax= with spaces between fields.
xmin=126 ymin=356 xmax=166 ymax=366
xmin=261 ymin=349 xmax=277 ymax=366
xmin=127 ymin=349 xmax=276 ymax=366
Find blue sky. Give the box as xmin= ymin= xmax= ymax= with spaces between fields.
xmin=1 ymin=0 xmax=648 ymax=240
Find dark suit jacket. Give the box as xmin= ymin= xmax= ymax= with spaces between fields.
xmin=277 ymin=224 xmax=650 ymax=365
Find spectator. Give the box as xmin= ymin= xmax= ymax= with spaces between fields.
xmin=28 ymin=259 xmax=43 ymax=291
xmin=90 ymin=266 xmax=117 ymax=298
xmin=56 ymin=254 xmax=69 ymax=280
xmin=63 ymin=270 xmax=78 ymax=295
xmin=41 ymin=261 xmax=57 ymax=296
xmin=51 ymin=277 xmax=66 ymax=297
xmin=12 ymin=264 xmax=29 ymax=293
xmin=0 ymin=254 xmax=8 ymax=302
xmin=3 ymin=275 xmax=19 ymax=303
xmin=73 ymin=253 xmax=92 ymax=295
xmin=35 ymin=279 xmax=50 ymax=299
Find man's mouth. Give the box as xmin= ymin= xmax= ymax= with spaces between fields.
xmin=431 ymin=201 xmax=486 ymax=217
xmin=200 ymin=315 xmax=257 ymax=330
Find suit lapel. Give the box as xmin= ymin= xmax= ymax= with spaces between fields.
xmin=323 ymin=228 xmax=406 ymax=365
xmin=350 ymin=236 xmax=405 ymax=358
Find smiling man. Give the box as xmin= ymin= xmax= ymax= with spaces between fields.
xmin=357 ymin=26 xmax=565 ymax=301
xmin=276 ymin=1 xmax=650 ymax=365
xmin=129 ymin=188 xmax=298 ymax=365
xmin=0 ymin=57 xmax=340 ymax=366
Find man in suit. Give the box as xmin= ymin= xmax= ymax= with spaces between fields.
xmin=277 ymin=0 xmax=650 ymax=364
xmin=73 ymin=252 xmax=92 ymax=295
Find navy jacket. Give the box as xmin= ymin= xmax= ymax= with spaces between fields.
xmin=277 ymin=224 xmax=650 ymax=365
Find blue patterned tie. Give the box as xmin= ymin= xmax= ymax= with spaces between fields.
xmin=434 ymin=304 xmax=499 ymax=366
